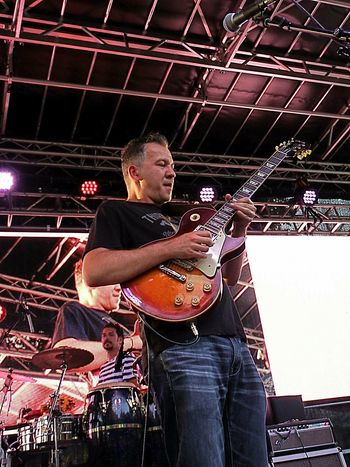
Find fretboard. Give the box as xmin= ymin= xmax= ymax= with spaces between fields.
xmin=203 ymin=147 xmax=289 ymax=235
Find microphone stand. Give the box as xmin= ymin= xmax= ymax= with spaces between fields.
xmin=0 ymin=371 xmax=13 ymax=419
xmin=260 ymin=14 xmax=350 ymax=58
xmin=0 ymin=299 xmax=37 ymax=348
xmin=20 ymin=300 xmax=36 ymax=334
xmin=47 ymin=362 xmax=68 ymax=467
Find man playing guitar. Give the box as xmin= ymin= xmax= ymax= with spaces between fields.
xmin=83 ymin=132 xmax=269 ymax=467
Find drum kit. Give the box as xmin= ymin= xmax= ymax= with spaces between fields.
xmin=0 ymin=346 xmax=166 ymax=467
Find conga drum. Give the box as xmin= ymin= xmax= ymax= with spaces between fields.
xmin=143 ymin=391 xmax=169 ymax=467
xmin=84 ymin=382 xmax=144 ymax=466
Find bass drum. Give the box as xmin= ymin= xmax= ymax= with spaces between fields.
xmin=84 ymin=383 xmax=144 ymax=467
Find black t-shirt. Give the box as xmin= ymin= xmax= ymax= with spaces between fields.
xmin=85 ymin=200 xmax=246 ymax=354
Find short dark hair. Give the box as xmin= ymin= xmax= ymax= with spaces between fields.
xmin=102 ymin=322 xmax=124 ymax=338
xmin=121 ymin=132 xmax=168 ymax=179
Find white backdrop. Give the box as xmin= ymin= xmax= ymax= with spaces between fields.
xmin=246 ymin=236 xmax=350 ymax=401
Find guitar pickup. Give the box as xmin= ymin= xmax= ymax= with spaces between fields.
xmin=159 ymin=264 xmax=187 ymax=283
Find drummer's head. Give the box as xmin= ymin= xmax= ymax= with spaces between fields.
xmin=74 ymin=260 xmax=121 ymax=312
xmin=101 ymin=323 xmax=124 ymax=358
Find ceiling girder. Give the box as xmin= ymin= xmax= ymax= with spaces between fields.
xmin=1 ymin=74 xmax=349 ymax=122
xmin=0 ymin=13 xmax=349 ymax=86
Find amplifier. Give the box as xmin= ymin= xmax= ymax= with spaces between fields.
xmin=272 ymin=446 xmax=347 ymax=466
xmin=268 ymin=418 xmax=335 ymax=455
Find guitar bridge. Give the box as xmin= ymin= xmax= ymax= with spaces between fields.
xmin=159 ymin=264 xmax=186 ymax=283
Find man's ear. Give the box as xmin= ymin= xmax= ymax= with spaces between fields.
xmin=129 ymin=165 xmax=143 ymax=181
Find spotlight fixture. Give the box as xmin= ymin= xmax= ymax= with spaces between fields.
xmin=0 ymin=303 xmax=7 ymax=322
xmin=302 ymin=188 xmax=318 ymax=206
xmin=294 ymin=176 xmax=318 ymax=206
xmin=80 ymin=180 xmax=99 ymax=196
xmin=0 ymin=170 xmax=15 ymax=191
xmin=198 ymin=185 xmax=218 ymax=203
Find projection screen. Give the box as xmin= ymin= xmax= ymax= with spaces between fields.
xmin=246 ymin=236 xmax=350 ymax=401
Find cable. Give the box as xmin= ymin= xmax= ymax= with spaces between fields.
xmin=140 ymin=335 xmax=151 ymax=467
xmin=295 ymin=426 xmax=313 ymax=467
xmin=138 ymin=313 xmax=200 ymax=347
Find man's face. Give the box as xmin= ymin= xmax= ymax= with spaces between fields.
xmin=90 ymin=284 xmax=121 ymax=312
xmin=135 ymin=142 xmax=176 ymax=205
xmin=101 ymin=327 xmax=123 ymax=354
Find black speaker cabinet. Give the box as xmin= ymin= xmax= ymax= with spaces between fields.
xmin=272 ymin=447 xmax=347 ymax=466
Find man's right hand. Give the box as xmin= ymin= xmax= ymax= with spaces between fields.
xmin=162 ymin=230 xmax=213 ymax=260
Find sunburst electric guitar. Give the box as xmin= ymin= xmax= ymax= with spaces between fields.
xmin=122 ymin=140 xmax=311 ymax=322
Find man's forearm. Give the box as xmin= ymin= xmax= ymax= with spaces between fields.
xmin=222 ymin=249 xmax=245 ymax=286
xmin=83 ymin=241 xmax=172 ymax=287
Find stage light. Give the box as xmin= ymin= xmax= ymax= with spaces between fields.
xmin=0 ymin=303 xmax=7 ymax=322
xmin=302 ymin=188 xmax=318 ymax=205
xmin=0 ymin=170 xmax=15 ymax=191
xmin=294 ymin=176 xmax=318 ymax=206
xmin=198 ymin=186 xmax=218 ymax=203
xmin=80 ymin=180 xmax=99 ymax=196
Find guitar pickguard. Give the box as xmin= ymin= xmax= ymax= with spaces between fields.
xmin=188 ymin=230 xmax=226 ymax=278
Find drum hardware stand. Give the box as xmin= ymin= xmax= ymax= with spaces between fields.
xmin=47 ymin=362 xmax=68 ymax=467
xmin=0 ymin=371 xmax=13 ymax=419
xmin=0 ymin=424 xmax=6 ymax=467
xmin=98 ymin=389 xmax=109 ymax=415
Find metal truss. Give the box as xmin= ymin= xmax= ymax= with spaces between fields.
xmin=1 ymin=193 xmax=349 ymax=235
xmin=1 ymin=139 xmax=350 ymax=185
xmin=1 ymin=1 xmax=349 ymax=166
xmin=0 ymin=328 xmax=50 ymax=361
xmin=0 ymin=273 xmax=78 ymax=312
xmin=0 ymin=5 xmax=349 ymax=86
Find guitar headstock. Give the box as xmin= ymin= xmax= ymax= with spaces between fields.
xmin=276 ymin=139 xmax=312 ymax=161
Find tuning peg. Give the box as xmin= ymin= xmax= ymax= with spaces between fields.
xmin=296 ymin=149 xmax=312 ymax=160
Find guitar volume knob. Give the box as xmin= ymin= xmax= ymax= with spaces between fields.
xmin=203 ymin=283 xmax=212 ymax=293
xmin=174 ymin=295 xmax=184 ymax=306
xmin=186 ymin=281 xmax=194 ymax=291
xmin=191 ymin=296 xmax=200 ymax=307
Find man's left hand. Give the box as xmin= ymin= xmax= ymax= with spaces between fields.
xmin=224 ymin=195 xmax=256 ymax=237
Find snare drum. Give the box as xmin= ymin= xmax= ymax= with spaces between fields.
xmin=84 ymin=384 xmax=143 ymax=466
xmin=35 ymin=414 xmax=82 ymax=446
xmin=17 ymin=423 xmax=35 ymax=451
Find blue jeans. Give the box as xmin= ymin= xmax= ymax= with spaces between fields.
xmin=150 ymin=336 xmax=268 ymax=467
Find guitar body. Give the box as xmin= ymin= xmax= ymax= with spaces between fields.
xmin=122 ymin=207 xmax=246 ymax=322
xmin=122 ymin=141 xmax=310 ymax=322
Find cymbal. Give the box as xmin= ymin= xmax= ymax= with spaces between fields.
xmin=32 ymin=346 xmax=93 ymax=370
xmin=23 ymin=409 xmax=42 ymax=420
xmin=53 ymin=340 xmax=106 ymax=372
xmin=0 ymin=370 xmax=36 ymax=383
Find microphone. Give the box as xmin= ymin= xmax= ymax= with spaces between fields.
xmin=223 ymin=0 xmax=276 ymax=33
xmin=101 ymin=316 xmax=120 ymax=326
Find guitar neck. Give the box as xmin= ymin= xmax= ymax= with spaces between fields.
xmin=203 ymin=147 xmax=290 ymax=235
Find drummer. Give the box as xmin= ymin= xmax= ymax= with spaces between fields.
xmin=51 ymin=259 xmax=141 ymax=372
xmin=98 ymin=322 xmax=139 ymax=386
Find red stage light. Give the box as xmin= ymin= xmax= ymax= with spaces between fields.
xmin=0 ymin=304 xmax=7 ymax=322
xmin=80 ymin=180 xmax=99 ymax=196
